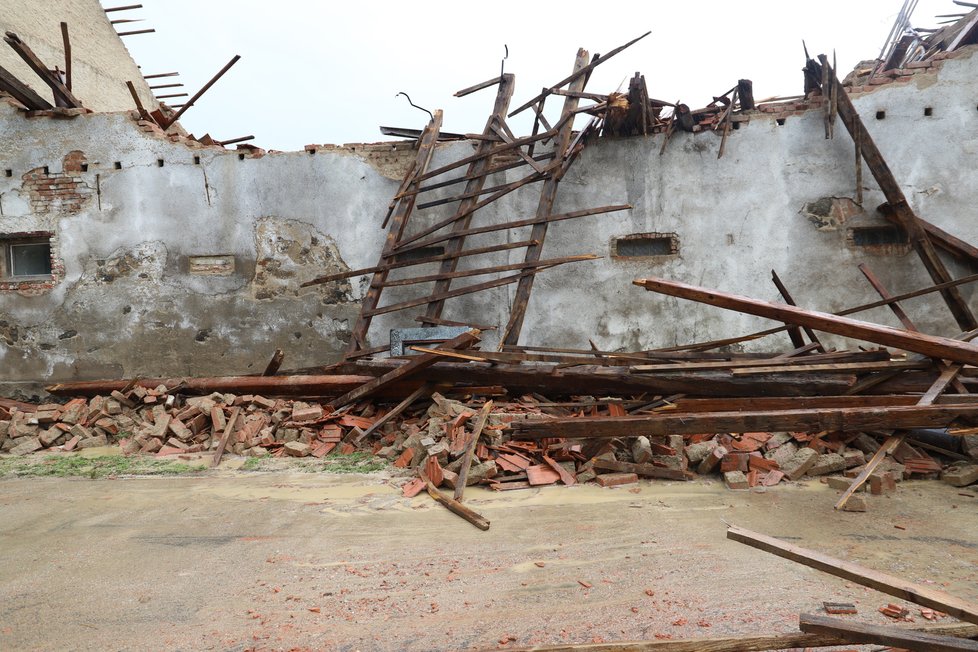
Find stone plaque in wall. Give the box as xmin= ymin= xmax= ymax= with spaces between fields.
xmin=188 ymin=255 xmax=235 ymax=276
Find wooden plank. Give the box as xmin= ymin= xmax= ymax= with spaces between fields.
xmin=634 ymin=277 xmax=978 ymax=366
xmin=631 ymin=350 xmax=891 ymax=373
xmin=393 ymin=204 xmax=630 ymax=256
xmin=126 ymin=80 xmax=152 ymax=122
xmin=0 ymin=62 xmax=53 ymax=109
xmin=592 ymin=457 xmax=690 ymax=481
xmin=363 ymin=264 xmax=570 ymax=318
xmin=505 ymin=623 xmax=978 ymax=652
xmin=59 ymin=22 xmax=71 ymax=91
xmin=502 ymin=49 xmax=590 ymax=347
xmin=771 ymin=270 xmax=825 ymax=352
xmin=301 ymin=239 xmax=537 ymax=287
xmin=414 ymin=315 xmax=497 ymax=330
xmin=378 ymin=254 xmax=599 ymax=288
xmin=421 ymin=470 xmax=490 ymax=530
xmin=412 ymin=127 xmax=558 ymax=185
xmin=881 ymin=208 xmax=978 ymax=268
xmin=261 ymin=349 xmax=284 ymax=376
xmin=727 ymin=525 xmax=978 ymax=625
xmin=454 ymin=401 xmax=493 ymax=501
xmin=328 ymin=330 xmax=480 ymax=409
xmin=507 ymin=32 xmax=650 ymax=117
xmin=3 ymin=31 xmax=81 ymax=107
xmin=731 ymin=360 xmax=930 ymax=375
xmin=798 ymin=613 xmax=978 ymax=652
xmin=211 ymin=406 xmax=240 ymax=467
xmin=346 ymin=111 xmax=442 ymax=353
xmin=351 ymin=382 xmax=435 ymax=444
xmin=454 ymin=75 xmax=502 ymax=97
xmin=510 ymin=404 xmax=978 ymax=440
xmin=161 ymin=55 xmax=240 ymax=130
xmin=828 ymin=62 xmax=977 ymax=331
xmin=424 ymin=75 xmax=514 ymax=320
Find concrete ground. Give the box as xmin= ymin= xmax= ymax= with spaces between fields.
xmin=1 ymin=468 xmax=976 ymax=651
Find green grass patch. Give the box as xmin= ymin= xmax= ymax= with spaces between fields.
xmin=0 ymin=455 xmax=207 ymax=479
xmin=322 ymin=451 xmax=386 ymax=474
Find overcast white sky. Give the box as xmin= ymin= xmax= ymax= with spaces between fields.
xmin=110 ymin=0 xmax=958 ymax=150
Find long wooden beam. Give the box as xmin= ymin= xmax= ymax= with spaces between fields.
xmin=379 ymin=254 xmax=599 ymax=288
xmin=826 ymin=59 xmax=977 ymax=330
xmin=507 ymin=624 xmax=978 ymax=652
xmin=728 ymin=525 xmax=978 ymax=626
xmin=509 ymin=404 xmax=978 ymax=439
xmin=0 ymin=63 xmax=52 ymax=109
xmin=798 ymin=613 xmax=978 ymax=652
xmin=634 ymin=277 xmax=978 ymax=366
xmin=3 ymin=31 xmax=81 ymax=107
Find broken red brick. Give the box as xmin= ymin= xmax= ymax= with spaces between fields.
xmin=595 ymin=472 xmax=638 ymax=487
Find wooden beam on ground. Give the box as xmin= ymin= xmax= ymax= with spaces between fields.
xmin=352 ymin=382 xmax=436 ymax=444
xmin=3 ymin=31 xmax=81 ymax=107
xmin=328 ymin=330 xmax=480 ymax=409
xmin=633 ymin=277 xmax=978 ymax=366
xmin=592 ymin=457 xmax=691 ymax=480
xmin=0 ymin=63 xmax=53 ymax=109
xmin=509 ymin=404 xmax=978 ymax=440
xmin=421 ymin=471 xmax=490 ymax=530
xmin=799 ymin=613 xmax=978 ymax=652
xmin=826 ymin=60 xmax=977 ymax=330
xmin=454 ymin=401 xmax=493 ymax=501
xmin=502 ymin=49 xmax=590 ymax=347
xmin=506 ymin=622 xmax=978 ymax=652
xmin=728 ymin=525 xmax=978 ymax=625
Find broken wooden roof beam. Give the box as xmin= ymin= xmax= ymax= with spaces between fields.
xmin=634 ymin=276 xmax=978 ymax=366
xmin=3 ymin=31 xmax=81 ymax=108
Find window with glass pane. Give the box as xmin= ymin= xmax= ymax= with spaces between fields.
xmin=8 ymin=242 xmax=52 ymax=277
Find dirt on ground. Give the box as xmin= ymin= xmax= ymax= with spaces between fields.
xmin=0 ymin=466 xmax=976 ymax=651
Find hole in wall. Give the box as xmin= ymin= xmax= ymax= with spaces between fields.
xmin=732 ymin=122 xmax=740 ymax=130
xmin=776 ymin=118 xmax=786 ymax=126
xmin=392 ymin=246 xmax=446 ymax=263
xmin=157 ymin=159 xmax=164 ymax=167
xmin=42 ymin=166 xmax=49 ymax=174
xmin=876 ymin=110 xmax=886 ymax=120
xmin=238 ymin=153 xmax=245 ymax=160
xmin=80 ymin=163 xmax=88 ymax=172
xmin=4 ymin=169 xmax=10 ymax=177
xmin=193 ymin=156 xmax=200 ymax=165
xmin=849 ymin=225 xmax=908 ymax=246
xmin=114 ymin=161 xmax=122 ymax=169
xmin=924 ymin=107 xmax=933 ymax=117
xmin=308 ymin=148 xmax=316 ymax=155
xmin=612 ymin=232 xmax=680 ymax=258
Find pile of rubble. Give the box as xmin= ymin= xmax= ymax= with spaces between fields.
xmin=4 ymin=385 xmax=977 ymax=504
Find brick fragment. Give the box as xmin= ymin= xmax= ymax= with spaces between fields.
xmin=284 ymin=441 xmax=311 ymax=457
xmin=782 ymin=447 xmax=818 ymax=481
xmin=596 ymin=472 xmax=638 ymax=487
xmin=806 ymin=453 xmax=846 ymax=477
xmin=942 ymin=464 xmax=978 ymax=487
xmin=724 ymin=470 xmax=749 ymax=490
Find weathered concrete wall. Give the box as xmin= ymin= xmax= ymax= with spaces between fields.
xmin=1 ymin=0 xmax=156 ymax=112
xmin=2 ymin=46 xmax=978 ymax=394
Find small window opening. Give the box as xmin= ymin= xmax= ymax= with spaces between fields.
xmin=4 ymin=169 xmax=11 ymax=177
xmin=193 ymin=156 xmax=201 ymax=165
xmin=114 ymin=161 xmax=122 ymax=169
xmin=2 ymin=236 xmax=52 ymax=278
xmin=875 ymin=110 xmax=886 ymax=120
xmin=775 ymin=118 xmax=786 ymax=126
xmin=851 ymin=225 xmax=908 ymax=246
xmin=157 ymin=159 xmax=165 ymax=167
xmin=924 ymin=107 xmax=933 ymax=117
xmin=613 ymin=233 xmax=680 ymax=258
xmin=392 ymin=246 xmax=446 ymax=263
xmin=80 ymin=163 xmax=88 ymax=172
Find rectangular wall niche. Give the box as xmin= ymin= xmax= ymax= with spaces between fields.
xmin=188 ymin=255 xmax=235 ymax=275
xmin=612 ymin=232 xmax=679 ymax=258
xmin=847 ymin=225 xmax=911 ymax=255
xmin=1 ymin=234 xmax=53 ymax=279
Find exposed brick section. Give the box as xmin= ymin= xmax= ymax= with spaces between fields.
xmin=21 ymin=151 xmax=93 ymax=216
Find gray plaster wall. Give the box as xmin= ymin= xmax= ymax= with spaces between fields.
xmin=2 ymin=47 xmax=978 ymax=394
